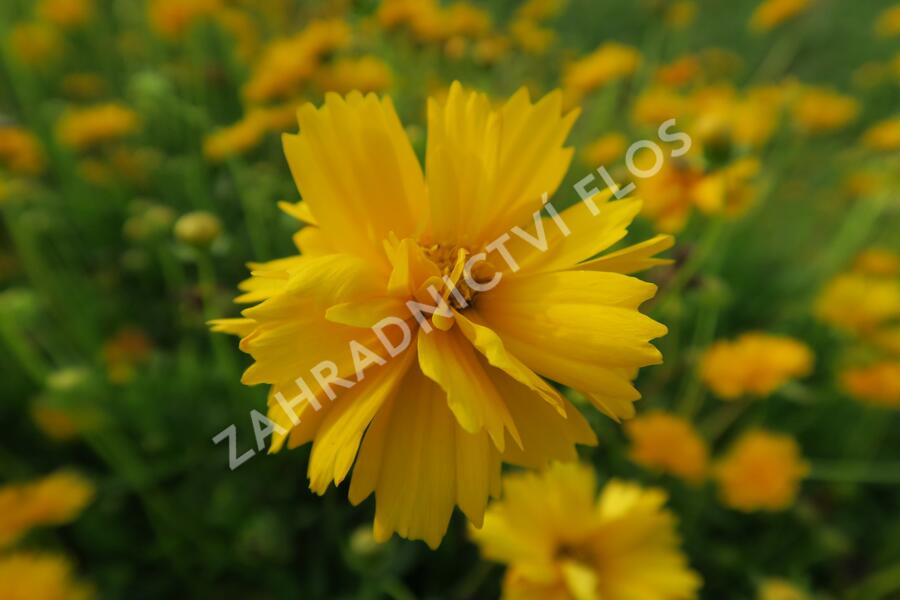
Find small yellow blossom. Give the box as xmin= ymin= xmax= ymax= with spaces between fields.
xmin=632 ymin=86 xmax=689 ymax=127
xmin=31 ymin=405 xmax=82 ymax=441
xmin=563 ymin=42 xmax=642 ymax=98
xmin=471 ymin=463 xmax=702 ymax=600
xmin=148 ymin=0 xmax=221 ymax=40
xmin=7 ymin=22 xmax=62 ymax=66
xmin=714 ymin=430 xmax=809 ymax=511
xmin=875 ymin=5 xmax=900 ymax=37
xmin=853 ymin=248 xmax=900 ymax=277
xmin=861 ymin=116 xmax=900 ymax=151
xmin=37 ymin=0 xmax=94 ymax=28
xmin=693 ymin=157 xmax=761 ymax=217
xmin=0 ymin=471 xmax=95 ymax=548
xmin=665 ymin=0 xmax=698 ymax=29
xmin=0 ymin=127 xmax=45 ymax=176
xmin=582 ymin=132 xmax=627 ymax=167
xmin=102 ymin=327 xmax=153 ymax=383
xmin=473 ymin=35 xmax=511 ymax=65
xmin=515 ymin=0 xmax=567 ymax=21
xmin=701 ymin=332 xmax=814 ymax=399
xmin=636 ymin=159 xmax=706 ymax=232
xmin=508 ymin=17 xmax=556 ymax=54
xmin=625 ymin=411 xmax=709 ymax=482
xmin=203 ymin=103 xmax=302 ymax=162
xmin=56 ymin=103 xmax=140 ymax=151
xmin=0 ymin=553 xmax=94 ymax=600
xmin=841 ymin=361 xmax=900 ymax=408
xmin=758 ymin=578 xmax=810 ymax=600
xmin=656 ymin=54 xmax=701 ymax=87
xmin=815 ymin=273 xmax=900 ymax=336
xmin=314 ymin=56 xmax=393 ymax=94
xmin=791 ymin=86 xmax=859 ymax=134
xmin=174 ymin=211 xmax=222 ymax=248
xmin=750 ymin=0 xmax=811 ymax=32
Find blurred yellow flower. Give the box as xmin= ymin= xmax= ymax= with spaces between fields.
xmin=508 ymin=17 xmax=556 ymax=54
xmin=215 ymin=7 xmax=260 ymax=62
xmin=853 ymin=248 xmax=900 ymax=277
xmin=815 ymin=273 xmax=900 ymax=337
xmin=758 ymin=578 xmax=810 ymax=600
xmin=632 ymin=86 xmax=689 ymax=128
xmin=243 ymin=19 xmax=350 ymax=102
xmin=0 ymin=471 xmax=95 ymax=548
xmin=56 ymin=103 xmax=140 ymax=151
xmin=625 ymin=410 xmax=709 ymax=482
xmin=203 ymin=111 xmax=271 ymax=162
xmin=841 ymin=361 xmax=900 ymax=408
xmin=516 ymin=0 xmax=567 ymax=21
xmin=636 ymin=159 xmax=706 ymax=232
xmin=444 ymin=2 xmax=492 ymax=39
xmin=656 ymin=54 xmax=701 ymax=87
xmin=791 ymin=86 xmax=859 ymax=134
xmin=563 ymin=42 xmax=642 ymax=98
xmin=148 ymin=0 xmax=221 ymax=40
xmin=314 ymin=56 xmax=393 ymax=94
xmin=7 ymin=21 xmax=62 ymax=66
xmin=700 ymin=332 xmax=813 ymax=399
xmin=213 ymin=83 xmax=672 ymax=547
xmin=174 ymin=211 xmax=222 ymax=248
xmin=0 ymin=553 xmax=94 ymax=600
xmin=714 ymin=430 xmax=808 ymax=511
xmin=875 ymin=4 xmax=900 ymax=37
xmin=749 ymin=0 xmax=811 ymax=32
xmin=471 ymin=463 xmax=701 ymax=600
xmin=102 ymin=327 xmax=153 ymax=384
xmin=31 ymin=405 xmax=82 ymax=441
xmin=861 ymin=116 xmax=900 ymax=152
xmin=473 ymin=35 xmax=511 ymax=65
xmin=37 ymin=0 xmax=94 ymax=28
xmin=0 ymin=127 xmax=45 ymax=176
xmin=582 ymin=132 xmax=627 ymax=166
xmin=693 ymin=157 xmax=760 ymax=216
xmin=665 ymin=0 xmax=698 ymax=29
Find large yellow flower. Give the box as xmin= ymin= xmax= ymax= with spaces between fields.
xmin=213 ymin=82 xmax=672 ymax=547
xmin=470 ymin=462 xmax=701 ymax=599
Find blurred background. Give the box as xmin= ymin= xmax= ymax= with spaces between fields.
xmin=1 ymin=0 xmax=899 ymax=598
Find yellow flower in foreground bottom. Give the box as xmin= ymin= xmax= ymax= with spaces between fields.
xmin=714 ymin=430 xmax=808 ymax=511
xmin=625 ymin=410 xmax=709 ymax=483
xmin=471 ymin=463 xmax=701 ymax=600
xmin=0 ymin=553 xmax=94 ymax=600
xmin=56 ymin=103 xmax=140 ymax=151
xmin=749 ymin=0 xmax=811 ymax=32
xmin=841 ymin=361 xmax=900 ymax=408
xmin=212 ymin=82 xmax=672 ymax=547
xmin=0 ymin=471 xmax=95 ymax=548
xmin=758 ymin=578 xmax=809 ymax=600
xmin=700 ymin=332 xmax=813 ymax=399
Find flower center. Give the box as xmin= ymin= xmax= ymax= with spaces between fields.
xmin=421 ymin=243 xmax=496 ymax=311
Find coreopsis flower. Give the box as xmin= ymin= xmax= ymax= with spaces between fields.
xmin=815 ymin=273 xmax=900 ymax=337
xmin=313 ymin=56 xmax=393 ymax=95
xmin=212 ymin=83 xmax=673 ymax=546
xmin=203 ymin=110 xmax=272 ymax=162
xmin=758 ymin=578 xmax=810 ymax=600
xmin=515 ymin=0 xmax=567 ymax=22
xmin=563 ymin=42 xmax=642 ymax=99
xmin=841 ymin=361 xmax=900 ymax=408
xmin=56 ymin=103 xmax=140 ymax=151
xmin=377 ymin=0 xmax=446 ymax=42
xmin=635 ymin=159 xmax=706 ymax=232
xmin=0 ymin=553 xmax=94 ymax=600
xmin=861 ymin=116 xmax=900 ymax=152
xmin=470 ymin=462 xmax=702 ymax=599
xmin=853 ymin=248 xmax=900 ymax=277
xmin=37 ymin=0 xmax=94 ymax=28
xmin=749 ymin=0 xmax=811 ymax=32
xmin=714 ymin=430 xmax=808 ymax=511
xmin=0 ymin=127 xmax=45 ymax=176
xmin=148 ymin=0 xmax=221 ymax=40
xmin=790 ymin=86 xmax=859 ymax=134
xmin=625 ymin=410 xmax=708 ymax=483
xmin=7 ymin=21 xmax=62 ymax=66
xmin=632 ymin=86 xmax=689 ymax=128
xmin=664 ymin=0 xmax=698 ymax=29
xmin=582 ymin=132 xmax=627 ymax=167
xmin=700 ymin=333 xmax=813 ymax=400
xmin=692 ymin=157 xmax=760 ymax=217
xmin=508 ymin=17 xmax=556 ymax=55
xmin=655 ymin=55 xmax=702 ymax=87
xmin=0 ymin=471 xmax=94 ymax=548
xmin=875 ymin=4 xmax=900 ymax=37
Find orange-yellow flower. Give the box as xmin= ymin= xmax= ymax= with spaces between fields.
xmin=471 ymin=463 xmax=701 ymax=599
xmin=0 ymin=471 xmax=94 ymax=548
xmin=582 ymin=132 xmax=627 ymax=167
xmin=7 ymin=22 xmax=62 ymax=66
xmin=314 ymin=56 xmax=393 ymax=95
xmin=625 ymin=410 xmax=709 ymax=482
xmin=861 ymin=116 xmax=900 ymax=152
xmin=148 ymin=0 xmax=221 ymax=40
xmin=749 ymin=0 xmax=811 ymax=32
xmin=875 ymin=5 xmax=900 ymax=37
xmin=0 ymin=553 xmax=94 ymax=600
xmin=815 ymin=273 xmax=900 ymax=337
xmin=0 ymin=127 xmax=45 ymax=176
xmin=791 ymin=86 xmax=859 ymax=134
xmin=56 ymin=103 xmax=140 ymax=151
xmin=841 ymin=361 xmax=900 ymax=408
xmin=37 ymin=0 xmax=94 ymax=28
xmin=563 ymin=42 xmax=641 ymax=98
xmin=700 ymin=332 xmax=813 ymax=399
xmin=714 ymin=430 xmax=809 ymax=511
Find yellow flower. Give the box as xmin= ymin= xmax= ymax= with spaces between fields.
xmin=215 ymin=8 xmax=260 ymax=63
xmin=377 ymin=0 xmax=446 ymax=42
xmin=515 ymin=0 xmax=567 ymax=21
xmin=7 ymin=22 xmax=62 ymax=66
xmin=758 ymin=578 xmax=810 ymax=600
xmin=0 ymin=127 xmax=45 ymax=176
xmin=700 ymin=332 xmax=813 ymax=399
xmin=0 ymin=553 xmax=94 ymax=600
xmin=841 ymin=361 xmax=900 ymax=408
xmin=861 ymin=116 xmax=900 ymax=152
xmin=0 ymin=471 xmax=95 ymax=548
xmin=444 ymin=2 xmax=492 ymax=39
xmin=37 ymin=0 xmax=94 ymax=28
xmin=212 ymin=83 xmax=673 ymax=547
xmin=471 ymin=463 xmax=701 ymax=600
xmin=148 ymin=0 xmax=221 ymax=40
xmin=791 ymin=86 xmax=859 ymax=134
xmin=102 ymin=327 xmax=153 ymax=384
xmin=563 ymin=42 xmax=642 ymax=98
xmin=174 ymin=211 xmax=222 ymax=248
xmin=749 ymin=0 xmax=811 ymax=32
xmin=508 ymin=17 xmax=556 ymax=54
xmin=314 ymin=56 xmax=393 ymax=95
xmin=655 ymin=54 xmax=702 ymax=87
xmin=692 ymin=157 xmax=760 ymax=217
xmin=56 ymin=103 xmax=140 ymax=151
xmin=635 ymin=159 xmax=706 ymax=233
xmin=31 ymin=405 xmax=82 ymax=441
xmin=665 ymin=0 xmax=698 ymax=29
xmin=243 ymin=19 xmax=350 ymax=103
xmin=815 ymin=273 xmax=900 ymax=337
xmin=853 ymin=248 xmax=900 ymax=277
xmin=582 ymin=132 xmax=626 ymax=167
xmin=203 ymin=111 xmax=270 ymax=162
xmin=625 ymin=410 xmax=709 ymax=482
xmin=875 ymin=4 xmax=900 ymax=37
xmin=632 ymin=86 xmax=689 ymax=128
xmin=473 ymin=35 xmax=511 ymax=65
xmin=714 ymin=430 xmax=809 ymax=511
xmin=61 ymin=73 xmax=108 ymax=100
